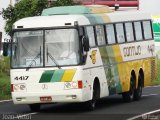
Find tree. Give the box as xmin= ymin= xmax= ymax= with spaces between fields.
xmin=2 ymin=0 xmax=48 ymax=34
xmin=54 ymin=0 xmax=81 ymax=6
xmin=2 ymin=0 xmax=81 ymax=35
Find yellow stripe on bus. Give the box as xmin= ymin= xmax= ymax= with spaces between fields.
xmin=87 ymin=6 xmax=113 ymax=14
xmin=112 ymin=45 xmax=123 ymax=63
xmin=99 ymin=14 xmax=111 ymax=23
xmin=61 ymin=69 xmax=76 ymax=82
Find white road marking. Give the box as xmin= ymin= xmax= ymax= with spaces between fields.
xmin=127 ymin=109 xmax=160 ymax=120
xmin=13 ymin=112 xmax=38 ymax=119
xmin=145 ymin=85 xmax=160 ymax=88
xmin=142 ymin=93 xmax=159 ymax=97
xmin=0 ymin=99 xmax=12 ymax=103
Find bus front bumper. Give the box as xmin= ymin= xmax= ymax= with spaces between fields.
xmin=12 ymin=89 xmax=84 ymax=104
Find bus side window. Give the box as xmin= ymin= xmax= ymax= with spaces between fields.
xmin=115 ymin=23 xmax=125 ymax=43
xmin=125 ymin=22 xmax=134 ymax=42
xmin=142 ymin=21 xmax=152 ymax=40
xmin=85 ymin=26 xmax=96 ymax=47
xmin=95 ymin=25 xmax=106 ymax=46
xmin=134 ymin=21 xmax=143 ymax=41
xmin=105 ymin=24 xmax=116 ymax=44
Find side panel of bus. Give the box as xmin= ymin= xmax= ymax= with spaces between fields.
xmin=84 ymin=13 xmax=156 ymax=97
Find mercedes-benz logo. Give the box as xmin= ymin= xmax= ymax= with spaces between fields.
xmin=42 ymin=84 xmax=48 ymax=90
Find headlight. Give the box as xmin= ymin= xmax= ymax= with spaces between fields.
xmin=64 ymin=81 xmax=82 ymax=90
xmin=12 ymin=83 xmax=26 ymax=92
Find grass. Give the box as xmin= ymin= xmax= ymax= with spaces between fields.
xmin=152 ymin=58 xmax=160 ymax=85
xmin=0 ymin=56 xmax=11 ymax=100
xmin=0 ymin=73 xmax=11 ymax=100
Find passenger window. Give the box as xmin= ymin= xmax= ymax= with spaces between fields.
xmin=95 ymin=25 xmax=106 ymax=46
xmin=105 ymin=24 xmax=116 ymax=44
xmin=143 ymin=21 xmax=152 ymax=40
xmin=85 ymin=26 xmax=96 ymax=47
xmin=125 ymin=22 xmax=134 ymax=42
xmin=115 ymin=23 xmax=125 ymax=43
xmin=134 ymin=22 xmax=143 ymax=41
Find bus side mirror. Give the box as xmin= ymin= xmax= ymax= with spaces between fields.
xmin=3 ymin=42 xmax=9 ymax=56
xmin=83 ymin=36 xmax=89 ymax=52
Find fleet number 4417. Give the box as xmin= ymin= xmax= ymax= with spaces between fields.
xmin=14 ymin=76 xmax=29 ymax=80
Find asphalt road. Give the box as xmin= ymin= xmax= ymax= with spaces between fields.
xmin=0 ymin=86 xmax=160 ymax=120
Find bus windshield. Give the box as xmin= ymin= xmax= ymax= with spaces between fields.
xmin=12 ymin=29 xmax=80 ymax=68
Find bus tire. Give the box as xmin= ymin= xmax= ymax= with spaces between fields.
xmin=122 ymin=75 xmax=135 ymax=102
xmin=134 ymin=74 xmax=143 ymax=100
xmin=29 ymin=104 xmax=40 ymax=112
xmin=86 ymin=80 xmax=100 ymax=111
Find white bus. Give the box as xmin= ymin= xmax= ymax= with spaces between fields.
xmin=3 ymin=5 xmax=156 ymax=111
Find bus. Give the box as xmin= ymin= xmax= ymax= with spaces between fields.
xmin=3 ymin=5 xmax=156 ymax=111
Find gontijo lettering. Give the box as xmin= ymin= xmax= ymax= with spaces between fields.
xmin=123 ymin=45 xmax=141 ymax=57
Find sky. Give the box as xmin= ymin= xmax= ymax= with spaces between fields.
xmin=139 ymin=0 xmax=160 ymax=15
xmin=0 ymin=0 xmax=160 ymax=42
xmin=0 ymin=0 xmax=16 ymax=41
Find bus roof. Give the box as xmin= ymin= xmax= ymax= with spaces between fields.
xmin=13 ymin=15 xmax=90 ymax=29
xmin=41 ymin=5 xmax=113 ymax=16
xmin=13 ymin=5 xmax=151 ymax=29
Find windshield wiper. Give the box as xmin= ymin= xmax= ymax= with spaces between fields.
xmin=26 ymin=46 xmax=41 ymax=71
xmin=47 ymin=46 xmax=61 ymax=69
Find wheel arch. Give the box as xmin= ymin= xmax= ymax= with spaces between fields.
xmin=131 ymin=70 xmax=136 ymax=81
xmin=91 ymin=77 xmax=101 ymax=99
xmin=130 ymin=70 xmax=136 ymax=89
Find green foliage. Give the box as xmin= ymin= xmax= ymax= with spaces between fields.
xmin=0 ymin=56 xmax=10 ymax=75
xmin=0 ymin=72 xmax=11 ymax=100
xmin=54 ymin=0 xmax=81 ymax=6
xmin=0 ymin=56 xmax=11 ymax=100
xmin=2 ymin=0 xmax=81 ymax=34
xmin=2 ymin=0 xmax=48 ymax=34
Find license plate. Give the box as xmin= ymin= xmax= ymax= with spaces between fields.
xmin=40 ymin=96 xmax=52 ymax=102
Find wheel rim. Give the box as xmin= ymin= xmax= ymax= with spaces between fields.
xmin=138 ymin=85 xmax=142 ymax=97
xmin=138 ymin=75 xmax=143 ymax=98
xmin=92 ymin=86 xmax=96 ymax=109
xmin=91 ymin=100 xmax=96 ymax=109
xmin=130 ymin=77 xmax=135 ymax=100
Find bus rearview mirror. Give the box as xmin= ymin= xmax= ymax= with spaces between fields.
xmin=83 ymin=36 xmax=89 ymax=52
xmin=3 ymin=42 xmax=9 ymax=56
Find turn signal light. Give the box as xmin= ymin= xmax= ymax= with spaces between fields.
xmin=11 ymin=84 xmax=14 ymax=92
xmin=78 ymin=81 xmax=83 ymax=89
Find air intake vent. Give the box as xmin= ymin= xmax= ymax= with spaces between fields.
xmin=17 ymin=26 xmax=23 ymax=28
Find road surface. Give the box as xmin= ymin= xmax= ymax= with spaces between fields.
xmin=0 ymin=86 xmax=160 ymax=120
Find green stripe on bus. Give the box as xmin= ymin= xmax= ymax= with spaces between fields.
xmin=51 ymin=69 xmax=65 ymax=82
xmin=40 ymin=70 xmax=54 ymax=83
xmin=99 ymin=46 xmax=122 ymax=94
xmin=85 ymin=14 xmax=104 ymax=25
xmin=41 ymin=6 xmax=92 ymax=16
xmin=108 ymin=46 xmax=122 ymax=93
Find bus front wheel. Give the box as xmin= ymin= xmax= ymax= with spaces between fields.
xmin=86 ymin=81 xmax=100 ymax=111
